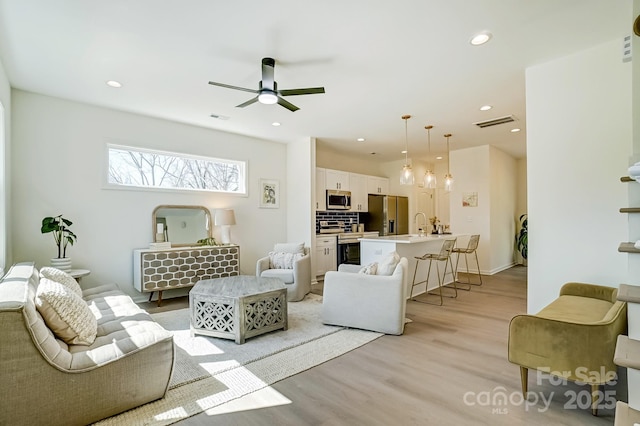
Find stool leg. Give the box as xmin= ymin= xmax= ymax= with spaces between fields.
xmin=453 ymin=251 xmax=471 ymax=291
xmin=473 ymin=250 xmax=483 ymax=286
xmin=441 ymin=255 xmax=459 ymax=297
xmin=452 ymin=252 xmax=470 ymax=291
xmin=413 ymin=258 xmax=443 ymax=306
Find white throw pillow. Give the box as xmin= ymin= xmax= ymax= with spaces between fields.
xmin=358 ymin=262 xmax=378 ymax=275
xmin=35 ymin=278 xmax=97 ymax=346
xmin=272 ymin=242 xmax=305 ymax=254
xmin=269 ymin=251 xmax=304 ymax=269
xmin=40 ymin=266 xmax=82 ymax=297
xmin=377 ymin=252 xmax=400 ymax=276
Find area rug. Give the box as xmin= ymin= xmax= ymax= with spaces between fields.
xmin=94 ymin=294 xmax=383 ymax=425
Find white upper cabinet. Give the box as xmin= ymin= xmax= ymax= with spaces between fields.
xmin=349 ymin=173 xmax=368 ymax=212
xmin=367 ymin=176 xmax=389 ymax=195
xmin=316 ymin=168 xmax=327 ymax=211
xmin=325 ymin=169 xmax=350 ymax=191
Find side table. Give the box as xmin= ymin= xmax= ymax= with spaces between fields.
xmin=68 ymin=269 xmax=90 ymax=283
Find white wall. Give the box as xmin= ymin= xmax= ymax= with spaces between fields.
xmin=526 ymin=39 xmax=632 ymax=313
xmin=11 ymin=90 xmax=291 ymax=301
xmin=488 ymin=146 xmax=518 ymax=273
xmin=287 ymin=137 xmax=314 ymax=247
xmin=449 ymin=145 xmax=517 ymax=274
xmin=0 ymin=59 xmax=10 ymax=274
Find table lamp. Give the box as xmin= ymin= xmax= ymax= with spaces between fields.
xmin=215 ymin=209 xmax=236 ymax=244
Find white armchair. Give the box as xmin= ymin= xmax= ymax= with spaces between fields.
xmin=321 ymin=257 xmax=409 ymax=335
xmin=256 ymin=242 xmax=311 ymax=302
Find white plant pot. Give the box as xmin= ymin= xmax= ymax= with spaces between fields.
xmin=50 ymin=257 xmax=72 ymax=272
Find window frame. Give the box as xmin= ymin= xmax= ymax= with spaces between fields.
xmin=104 ymin=142 xmax=248 ymax=195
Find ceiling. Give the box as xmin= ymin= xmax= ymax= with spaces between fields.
xmin=0 ymin=1 xmax=631 ymax=163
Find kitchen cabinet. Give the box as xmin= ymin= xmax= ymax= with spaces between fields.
xmin=349 ymin=173 xmax=368 ymax=212
xmin=326 ymin=169 xmax=350 ymax=190
xmin=367 ymin=176 xmax=389 ymax=195
xmin=316 ymin=168 xmax=326 ymax=211
xmin=316 ymin=235 xmax=337 ymax=277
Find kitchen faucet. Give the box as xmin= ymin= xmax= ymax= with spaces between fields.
xmin=414 ymin=212 xmax=427 ymax=236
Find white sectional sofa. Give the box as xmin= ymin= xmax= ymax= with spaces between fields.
xmin=0 ymin=262 xmax=175 ymax=426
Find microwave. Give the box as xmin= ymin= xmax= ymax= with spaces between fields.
xmin=326 ymin=190 xmax=351 ymax=210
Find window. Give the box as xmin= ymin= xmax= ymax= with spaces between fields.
xmin=107 ymin=144 xmax=246 ymax=194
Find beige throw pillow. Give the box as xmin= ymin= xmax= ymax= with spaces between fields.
xmin=40 ymin=266 xmax=82 ymax=297
xmin=269 ymin=251 xmax=304 ymax=269
xmin=358 ymin=262 xmax=378 ymax=275
xmin=35 ymin=278 xmax=97 ymax=346
xmin=377 ymin=252 xmax=400 ymax=276
xmin=273 ymin=242 xmax=305 ymax=254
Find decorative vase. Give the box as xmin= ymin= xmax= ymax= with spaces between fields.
xmin=50 ymin=257 xmax=72 ymax=272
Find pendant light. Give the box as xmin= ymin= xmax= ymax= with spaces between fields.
xmin=400 ymin=114 xmax=414 ymax=185
xmin=444 ymin=133 xmax=454 ymax=192
xmin=423 ymin=125 xmax=436 ymax=189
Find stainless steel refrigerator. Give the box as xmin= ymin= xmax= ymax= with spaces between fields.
xmin=364 ymin=194 xmax=409 ymax=236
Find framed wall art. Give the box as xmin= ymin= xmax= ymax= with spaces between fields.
xmin=259 ymin=179 xmax=279 ymax=208
xmin=462 ymin=192 xmax=478 ymax=207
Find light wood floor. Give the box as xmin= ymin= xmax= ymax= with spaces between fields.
xmin=141 ymin=266 xmax=621 ymax=425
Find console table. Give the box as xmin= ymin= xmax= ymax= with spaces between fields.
xmin=133 ymin=245 xmax=240 ymax=306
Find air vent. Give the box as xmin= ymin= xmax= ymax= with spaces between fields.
xmin=473 ymin=115 xmax=515 ymax=128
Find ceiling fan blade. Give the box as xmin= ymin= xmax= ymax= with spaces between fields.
xmin=236 ymin=96 xmax=259 ymax=108
xmin=208 ymin=81 xmax=257 ymax=94
xmin=279 ymin=87 xmax=325 ymax=96
xmin=261 ymin=57 xmax=276 ymax=91
xmin=277 ymin=96 xmax=299 ymax=112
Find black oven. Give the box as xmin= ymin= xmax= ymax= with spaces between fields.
xmin=338 ymin=239 xmax=361 ymax=265
xmin=337 ymin=233 xmax=362 ymax=265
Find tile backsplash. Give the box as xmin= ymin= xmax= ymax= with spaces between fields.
xmin=316 ymin=211 xmax=360 ymax=233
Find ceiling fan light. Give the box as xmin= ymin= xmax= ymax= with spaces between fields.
xmin=258 ymin=91 xmax=278 ymax=104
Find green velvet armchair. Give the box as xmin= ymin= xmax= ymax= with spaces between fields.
xmin=508 ymin=282 xmax=627 ymax=416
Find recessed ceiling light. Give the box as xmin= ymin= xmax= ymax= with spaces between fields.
xmin=401 ymin=150 xmax=407 ymax=154
xmin=272 ymin=122 xmax=281 ymax=126
xmin=470 ymin=32 xmax=492 ymax=46
xmin=511 ymin=128 xmax=521 ymax=133
xmin=357 ymin=138 xmax=365 ymax=142
xmin=480 ymin=105 xmax=492 ymax=111
xmin=106 ymin=80 xmax=122 ymax=88
xmin=436 ymin=156 xmax=443 ymax=160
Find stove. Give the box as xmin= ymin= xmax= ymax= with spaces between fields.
xmin=337 ymin=231 xmax=379 ymax=243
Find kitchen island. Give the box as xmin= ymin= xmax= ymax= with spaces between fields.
xmin=359 ymin=234 xmax=469 ymax=299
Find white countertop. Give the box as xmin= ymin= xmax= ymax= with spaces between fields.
xmin=359 ymin=233 xmax=464 ymax=244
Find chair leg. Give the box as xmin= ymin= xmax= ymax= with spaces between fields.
xmin=520 ymin=367 xmax=528 ymax=397
xmin=591 ymin=384 xmax=599 ymax=416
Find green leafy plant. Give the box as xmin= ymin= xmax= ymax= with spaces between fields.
xmin=196 ymin=237 xmax=219 ymax=246
xmin=41 ymin=215 xmax=77 ymax=258
xmin=515 ymin=214 xmax=528 ymax=261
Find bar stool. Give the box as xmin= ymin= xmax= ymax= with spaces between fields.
xmin=452 ymin=234 xmax=482 ymax=287
xmin=410 ymin=238 xmax=457 ymax=306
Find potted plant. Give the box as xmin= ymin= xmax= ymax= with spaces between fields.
xmin=41 ymin=215 xmax=77 ymax=271
xmin=515 ymin=213 xmax=527 ymax=265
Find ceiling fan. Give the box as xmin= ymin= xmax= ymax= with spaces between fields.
xmin=208 ymin=57 xmax=325 ymax=112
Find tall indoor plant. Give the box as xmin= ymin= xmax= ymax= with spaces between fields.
xmin=41 ymin=215 xmax=77 ymax=271
xmin=515 ymin=213 xmax=527 ymax=265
